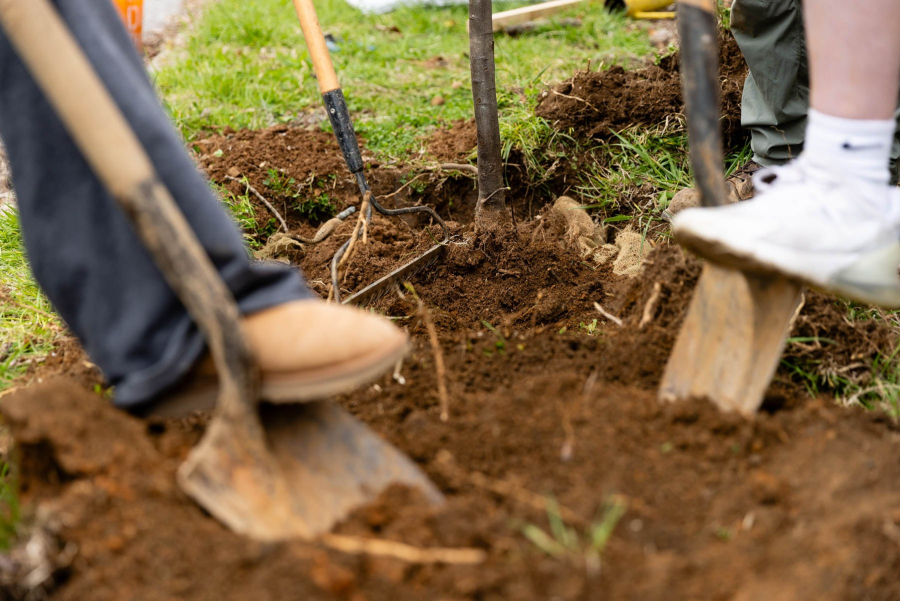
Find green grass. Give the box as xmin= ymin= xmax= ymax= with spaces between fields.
xmin=520 ymin=494 xmax=627 ymax=575
xmin=572 ymin=125 xmax=752 ymax=231
xmin=0 ymin=208 xmax=55 ymax=547
xmin=0 ymin=461 xmax=19 ymax=550
xmin=154 ymin=0 xmax=653 ymax=160
xmin=781 ymin=309 xmax=900 ymax=418
xmin=0 ymin=209 xmax=64 ymax=393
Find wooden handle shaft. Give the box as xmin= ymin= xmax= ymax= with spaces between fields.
xmin=0 ymin=0 xmax=260 ymax=423
xmin=292 ymin=0 xmax=339 ymax=93
xmin=676 ymin=0 xmax=727 ymax=207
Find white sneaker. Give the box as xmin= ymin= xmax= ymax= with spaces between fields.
xmin=672 ymin=160 xmax=900 ymax=308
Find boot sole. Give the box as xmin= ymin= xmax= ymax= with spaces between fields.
xmin=146 ymin=339 xmax=410 ymax=418
xmin=676 ymin=229 xmax=900 ymax=309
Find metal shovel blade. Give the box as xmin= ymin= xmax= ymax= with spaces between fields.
xmin=179 ymin=400 xmax=444 ymax=541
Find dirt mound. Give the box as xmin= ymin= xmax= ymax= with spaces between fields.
xmin=198 ymin=125 xmax=482 ymax=244
xmin=536 ymin=32 xmax=748 ymax=149
xmin=426 ymin=119 xmax=478 ymax=162
xmin=17 ymin=336 xmax=103 ymax=393
xmin=7 ymin=328 xmax=900 ymax=600
xmin=5 ymin=202 xmax=900 ymax=599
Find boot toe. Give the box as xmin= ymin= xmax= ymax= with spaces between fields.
xmin=244 ymin=300 xmax=407 ymax=373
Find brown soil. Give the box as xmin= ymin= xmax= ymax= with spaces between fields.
xmin=7 ymin=72 xmax=900 ymax=599
xmin=5 ymin=230 xmax=900 ymax=600
xmin=536 ymin=32 xmax=748 ymax=149
xmin=426 ymin=119 xmax=478 ymax=162
xmin=198 ymin=125 xmax=483 ymax=240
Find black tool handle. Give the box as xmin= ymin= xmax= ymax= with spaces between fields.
xmin=677 ymin=0 xmax=727 ymax=207
xmin=323 ymin=88 xmax=364 ymax=175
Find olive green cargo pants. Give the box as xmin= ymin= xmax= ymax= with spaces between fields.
xmin=731 ymin=0 xmax=900 ymax=168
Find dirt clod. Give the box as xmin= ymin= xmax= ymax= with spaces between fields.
xmin=536 ymin=32 xmax=748 ymax=149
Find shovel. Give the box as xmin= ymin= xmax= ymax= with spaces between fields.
xmin=0 ymin=0 xmax=442 ymax=540
xmin=659 ymin=0 xmax=803 ymax=416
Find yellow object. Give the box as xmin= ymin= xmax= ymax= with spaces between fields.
xmin=624 ymin=0 xmax=673 ymax=15
xmin=112 ymin=0 xmax=143 ymax=51
xmin=632 ymin=10 xmax=676 ymax=19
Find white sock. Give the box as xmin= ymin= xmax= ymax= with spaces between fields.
xmin=802 ymin=108 xmax=895 ymax=186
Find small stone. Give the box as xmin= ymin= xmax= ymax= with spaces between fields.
xmin=649 ymin=28 xmax=674 ymax=46
xmin=431 ymin=95 xmax=445 ymax=106
xmin=668 ymin=188 xmax=701 ymax=214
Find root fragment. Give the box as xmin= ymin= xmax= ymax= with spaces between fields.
xmin=593 ymin=302 xmax=623 ymax=327
xmin=320 ymin=534 xmax=486 ymax=565
xmin=225 ymin=175 xmax=288 ymax=233
xmin=638 ymin=282 xmax=662 ymax=329
xmin=405 ymin=284 xmax=450 ymax=420
xmin=338 ymin=191 xmax=371 ymax=270
xmin=423 ymin=305 xmax=450 ymax=422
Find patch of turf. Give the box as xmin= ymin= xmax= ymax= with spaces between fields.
xmin=154 ymin=0 xmax=653 ymax=160
xmin=0 ymin=208 xmax=64 ymax=392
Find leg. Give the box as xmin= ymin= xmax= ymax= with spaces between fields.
xmin=805 ymin=0 xmax=900 ymax=119
xmin=0 ymin=0 xmax=405 ymax=413
xmin=731 ymin=0 xmax=809 ymax=166
xmin=670 ymin=0 xmax=807 ymax=215
xmin=733 ymin=0 xmax=900 ymax=179
xmin=673 ymin=0 xmax=900 ymax=308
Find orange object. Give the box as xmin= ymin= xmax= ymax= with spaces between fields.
xmin=112 ymin=0 xmax=143 ymax=51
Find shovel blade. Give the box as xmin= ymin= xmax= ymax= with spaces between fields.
xmin=179 ymin=401 xmax=443 ymax=541
xmin=659 ymin=263 xmax=803 ymax=416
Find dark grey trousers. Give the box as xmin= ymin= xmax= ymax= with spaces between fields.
xmin=0 ymin=1 xmax=313 ymax=411
xmin=732 ymin=0 xmax=900 ymax=166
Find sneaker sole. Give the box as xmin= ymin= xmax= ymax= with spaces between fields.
xmin=145 ymin=340 xmax=410 ymax=418
xmin=676 ymin=229 xmax=900 ymax=309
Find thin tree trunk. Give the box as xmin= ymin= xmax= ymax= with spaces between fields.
xmin=468 ymin=0 xmax=508 ymax=221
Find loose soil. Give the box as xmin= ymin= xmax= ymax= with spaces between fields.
xmin=6 ymin=230 xmax=900 ymax=600
xmin=427 ymin=119 xmax=478 ymax=163
xmin=7 ymin=48 xmax=900 ymax=600
xmin=536 ymin=32 xmax=748 ymax=149
xmin=199 ymin=125 xmax=483 ymax=240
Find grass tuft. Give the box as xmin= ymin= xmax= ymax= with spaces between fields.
xmin=520 ymin=494 xmax=627 ymax=575
xmin=154 ymin=0 xmax=653 ymax=163
xmin=0 ymin=209 xmax=64 ymax=392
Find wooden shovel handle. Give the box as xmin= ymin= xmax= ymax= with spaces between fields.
xmin=676 ymin=0 xmax=727 ymax=207
xmin=292 ymin=0 xmax=340 ymax=93
xmin=0 ymin=0 xmax=261 ymax=424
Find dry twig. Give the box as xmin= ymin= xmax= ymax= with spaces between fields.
xmin=0 ymin=289 xmax=62 ymax=327
xmin=320 ymin=534 xmax=486 ymax=565
xmin=593 ymin=302 xmax=623 ymax=327
xmin=382 ymin=163 xmax=478 ymax=201
xmin=225 ymin=175 xmax=288 ymax=233
xmin=407 ymin=284 xmax=450 ymax=421
xmin=638 ymin=282 xmax=662 ymax=329
xmin=337 ymin=191 xmax=372 ymax=285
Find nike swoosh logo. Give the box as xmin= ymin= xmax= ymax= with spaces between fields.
xmin=842 ymin=142 xmax=886 ymax=151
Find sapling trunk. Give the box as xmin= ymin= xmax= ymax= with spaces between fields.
xmin=468 ymin=0 xmax=508 ymax=221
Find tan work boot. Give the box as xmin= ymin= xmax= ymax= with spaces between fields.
xmin=666 ymin=161 xmax=761 ymax=218
xmin=146 ymin=300 xmax=409 ymax=417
